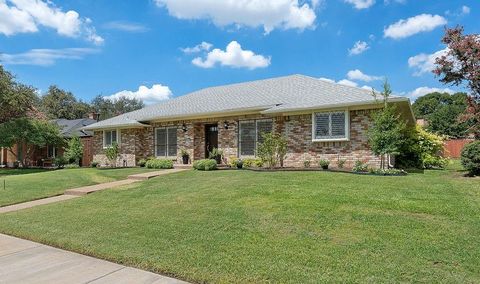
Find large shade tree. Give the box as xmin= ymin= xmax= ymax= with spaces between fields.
xmin=434 ymin=26 xmax=480 ymax=139
xmin=0 ymin=66 xmax=38 ymax=124
xmin=412 ymin=92 xmax=471 ymax=138
xmin=40 ymin=85 xmax=91 ymax=120
xmin=91 ymin=95 xmax=144 ymax=121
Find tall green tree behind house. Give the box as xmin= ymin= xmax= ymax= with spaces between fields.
xmin=368 ymin=81 xmax=407 ymax=169
xmin=0 ymin=66 xmax=39 ymax=123
xmin=412 ymin=92 xmax=471 ymax=138
xmin=40 ymin=85 xmax=91 ymax=120
xmin=91 ymin=95 xmax=144 ymax=121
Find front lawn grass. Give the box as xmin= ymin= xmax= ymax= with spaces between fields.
xmin=0 ymin=168 xmax=156 ymax=207
xmin=0 ymin=164 xmax=479 ymax=283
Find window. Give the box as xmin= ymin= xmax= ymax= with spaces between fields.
xmin=239 ymin=119 xmax=273 ymax=156
xmin=312 ymin=111 xmax=349 ymax=141
xmin=47 ymin=145 xmax=56 ymax=158
xmin=103 ymin=130 xmax=118 ymax=148
xmin=155 ymin=127 xmax=177 ymax=157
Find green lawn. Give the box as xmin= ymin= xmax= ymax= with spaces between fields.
xmin=0 ymin=168 xmax=155 ymax=207
xmin=0 ymin=164 xmax=479 ymax=283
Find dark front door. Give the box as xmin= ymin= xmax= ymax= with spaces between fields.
xmin=205 ymin=124 xmax=218 ymax=158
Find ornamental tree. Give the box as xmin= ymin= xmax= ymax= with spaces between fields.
xmin=64 ymin=136 xmax=84 ymax=165
xmin=368 ymin=81 xmax=407 ymax=169
xmin=434 ymin=26 xmax=480 ymax=139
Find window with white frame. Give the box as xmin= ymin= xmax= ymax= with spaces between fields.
xmin=155 ymin=127 xmax=177 ymax=157
xmin=312 ymin=111 xmax=349 ymax=141
xmin=239 ymin=119 xmax=273 ymax=156
xmin=103 ymin=129 xmax=119 ymax=148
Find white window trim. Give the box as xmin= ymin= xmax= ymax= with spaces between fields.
xmin=239 ymin=119 xmax=273 ymax=157
xmin=154 ymin=127 xmax=178 ymax=159
xmin=312 ymin=110 xmax=350 ymax=142
xmin=103 ymin=129 xmax=121 ymax=149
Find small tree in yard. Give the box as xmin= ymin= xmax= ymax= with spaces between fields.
xmin=368 ymin=81 xmax=407 ymax=169
xmin=64 ymin=136 xmax=83 ymax=166
xmin=105 ymin=142 xmax=119 ymax=168
xmin=257 ymin=132 xmax=287 ymax=169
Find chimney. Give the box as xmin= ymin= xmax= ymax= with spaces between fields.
xmin=88 ymin=112 xmax=100 ymax=122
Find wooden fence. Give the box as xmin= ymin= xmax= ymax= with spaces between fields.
xmin=443 ymin=139 xmax=474 ymax=158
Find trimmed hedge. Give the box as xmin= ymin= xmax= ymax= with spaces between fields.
xmin=193 ymin=159 xmax=217 ymax=171
xmin=461 ymin=141 xmax=480 ymax=176
xmin=145 ymin=159 xmax=174 ymax=169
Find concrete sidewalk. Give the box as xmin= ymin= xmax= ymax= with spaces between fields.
xmin=0 ymin=233 xmax=188 ymax=284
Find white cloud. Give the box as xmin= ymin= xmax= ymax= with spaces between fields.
xmin=344 ymin=0 xmax=375 ymax=9
xmin=348 ymin=41 xmax=369 ymax=55
xmin=337 ymin=79 xmax=358 ymax=87
xmin=384 ymin=0 xmax=406 ymax=5
xmin=154 ymin=0 xmax=317 ymax=34
xmin=181 ymin=41 xmax=213 ymax=54
xmin=404 ymin=86 xmax=455 ymax=101
xmin=408 ymin=48 xmax=448 ymax=76
xmin=461 ymin=5 xmax=471 ymax=15
xmin=0 ymin=48 xmax=98 ymax=66
xmin=384 ymin=14 xmax=447 ymax=39
xmin=192 ymin=41 xmax=271 ymax=69
xmin=347 ymin=69 xmax=382 ymax=82
xmin=103 ymin=21 xmax=148 ymax=33
xmin=105 ymin=84 xmax=173 ymax=105
xmin=0 ymin=0 xmax=102 ymax=44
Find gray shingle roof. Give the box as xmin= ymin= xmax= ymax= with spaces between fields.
xmin=84 ymin=74 xmax=409 ymax=130
xmin=53 ymin=118 xmax=97 ymax=137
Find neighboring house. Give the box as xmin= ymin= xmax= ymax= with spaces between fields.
xmin=84 ymin=75 xmax=415 ymax=168
xmin=0 ymin=116 xmax=97 ymax=168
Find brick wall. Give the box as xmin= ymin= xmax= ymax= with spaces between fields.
xmin=92 ymin=110 xmax=381 ymax=168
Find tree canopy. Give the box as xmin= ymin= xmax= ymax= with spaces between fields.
xmin=0 ymin=66 xmax=38 ymax=123
xmin=434 ymin=26 xmax=480 ymax=139
xmin=91 ymin=95 xmax=145 ymax=121
xmin=40 ymin=85 xmax=91 ymax=120
xmin=412 ymin=92 xmax=471 ymax=138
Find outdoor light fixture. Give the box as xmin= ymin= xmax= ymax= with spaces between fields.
xmin=182 ymin=123 xmax=187 ymax=132
xmin=224 ymin=121 xmax=229 ymax=129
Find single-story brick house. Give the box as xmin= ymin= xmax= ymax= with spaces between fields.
xmin=1 ymin=117 xmax=97 ymax=168
xmin=83 ymin=75 xmax=415 ymax=168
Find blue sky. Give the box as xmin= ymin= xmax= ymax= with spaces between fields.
xmin=0 ymin=0 xmax=478 ymax=104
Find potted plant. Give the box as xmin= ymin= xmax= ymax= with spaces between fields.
xmin=208 ymin=148 xmax=223 ymax=164
xmin=319 ymin=159 xmax=330 ymax=170
xmin=180 ymin=148 xmax=189 ymax=164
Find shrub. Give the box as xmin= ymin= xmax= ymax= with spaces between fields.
xmin=105 ymin=143 xmax=120 ymax=168
xmin=229 ymin=157 xmax=240 ymax=167
xmin=64 ymin=163 xmax=80 ymax=169
xmin=353 ymin=160 xmax=368 ymax=173
xmin=257 ymin=132 xmax=287 ymax=168
xmin=193 ymin=159 xmax=217 ymax=171
xmin=338 ymin=159 xmax=346 ymax=169
xmin=461 ymin=141 xmax=480 ymax=176
xmin=54 ymin=156 xmax=68 ymax=168
xmin=243 ymin=158 xmax=263 ymax=168
xmin=90 ymin=161 xmax=99 ymax=168
xmin=138 ymin=159 xmax=147 ymax=167
xmin=145 ymin=159 xmax=174 ymax=169
xmin=208 ymin=148 xmax=223 ymax=163
xmin=319 ymin=159 xmax=330 ymax=169
xmin=303 ymin=159 xmax=311 ymax=168
xmin=64 ymin=136 xmax=83 ymax=165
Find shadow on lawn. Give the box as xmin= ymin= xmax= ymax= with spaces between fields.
xmin=0 ymin=168 xmax=51 ymax=177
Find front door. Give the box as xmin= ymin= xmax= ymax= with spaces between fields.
xmin=205 ymin=124 xmax=218 ymax=158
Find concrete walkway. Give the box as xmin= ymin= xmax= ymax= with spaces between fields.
xmin=0 ymin=169 xmax=188 ymax=214
xmin=0 ymin=233 xmax=188 ymax=284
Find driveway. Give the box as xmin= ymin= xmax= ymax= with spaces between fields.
xmin=0 ymin=234 xmax=188 ymax=284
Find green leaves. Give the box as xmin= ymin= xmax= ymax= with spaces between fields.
xmin=64 ymin=136 xmax=84 ymax=165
